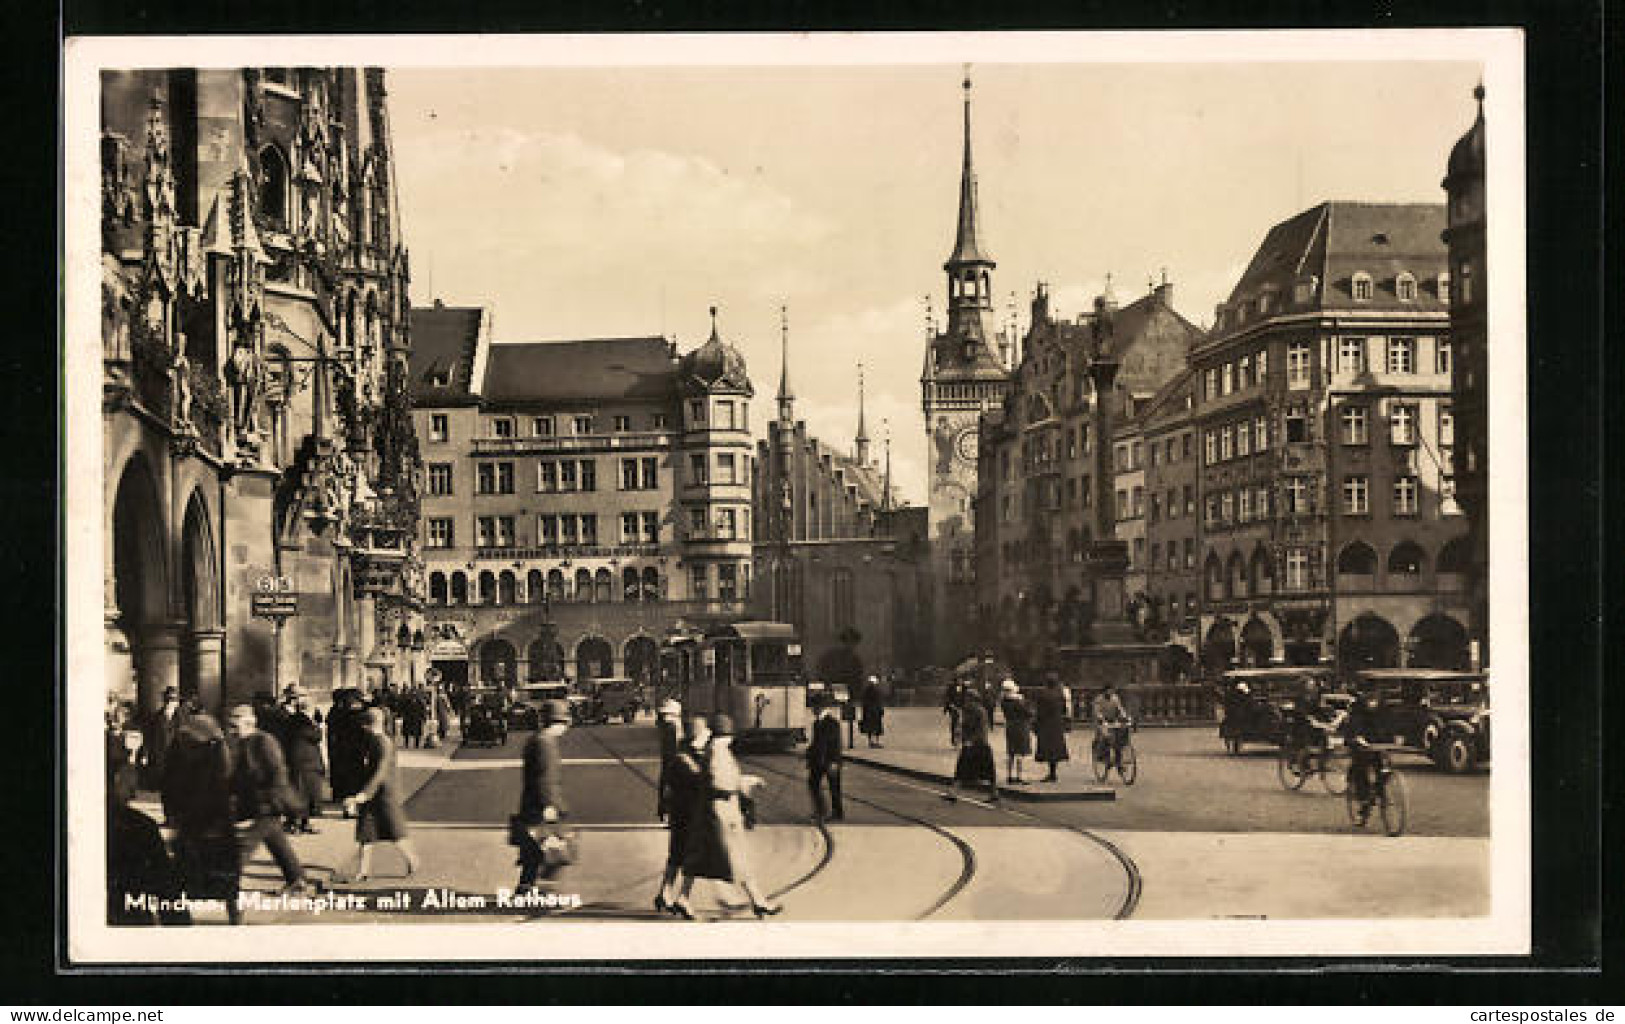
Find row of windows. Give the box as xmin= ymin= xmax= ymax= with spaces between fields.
xmin=424 ymin=563 xmax=750 ymax=606
xmin=1149 ymin=538 xmax=1199 ymax=572
xmin=1341 ymin=474 xmax=1459 ymax=517
xmin=435 ymin=453 xmax=749 ymax=497
xmin=1146 ymin=431 xmax=1194 ymax=469
xmin=1202 ymin=348 xmax=1270 ymax=401
xmin=424 ymin=401 xmax=751 ymax=445
xmin=1204 ymin=416 xmax=1274 ymax=465
xmin=426 ymin=508 xmax=750 ymax=549
xmin=1147 ymin=485 xmax=1197 ymax=524
xmin=1338 ymin=404 xmax=1452 ymax=447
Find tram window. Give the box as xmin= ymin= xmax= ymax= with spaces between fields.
xmin=750 ymin=642 xmax=791 ymax=677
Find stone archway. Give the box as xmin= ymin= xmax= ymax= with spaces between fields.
xmin=1409 ymin=613 xmax=1470 ymax=670
xmin=1338 ymin=613 xmax=1400 ymax=672
xmin=1203 ymin=618 xmax=1238 ymax=674
xmin=526 ymin=632 xmax=564 ymax=682
xmin=576 ymin=636 xmax=614 ymax=682
xmin=479 ymin=638 xmax=517 ymax=688
xmin=110 ymin=455 xmax=171 ymax=710
xmin=1240 ymin=615 xmax=1275 ymax=667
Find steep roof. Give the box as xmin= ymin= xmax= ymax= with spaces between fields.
xmin=407 ymin=304 xmax=484 ymax=405
xmin=946 ymin=82 xmax=993 ymax=268
xmin=1215 ymin=201 xmax=1448 ymax=340
xmin=480 ymin=337 xmax=678 ymax=406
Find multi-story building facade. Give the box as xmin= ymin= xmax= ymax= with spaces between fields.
xmin=102 ymin=67 xmax=422 ymax=713
xmin=1112 ymin=423 xmax=1148 ymax=600
xmin=408 ymin=303 xmax=756 ymax=689
xmin=753 ymin=322 xmax=930 ymax=681
xmin=920 ymin=77 xmax=1014 ymax=666
xmin=1138 ymin=369 xmax=1202 ymax=655
xmin=1191 ymin=201 xmax=1470 ymax=674
xmin=974 ymin=280 xmax=1200 ymax=669
xmin=1442 ymin=87 xmax=1488 ymax=667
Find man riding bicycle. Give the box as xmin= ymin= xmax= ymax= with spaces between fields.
xmin=1343 ymin=691 xmax=1386 ymax=822
xmin=1092 ymin=684 xmax=1133 ymax=770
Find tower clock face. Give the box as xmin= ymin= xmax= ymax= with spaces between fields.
xmin=955 ymin=425 xmax=980 ymax=463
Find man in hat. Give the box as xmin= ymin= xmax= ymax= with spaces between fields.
xmin=279 ymin=685 xmax=325 ymax=834
xmin=1092 ymin=683 xmax=1133 ymax=772
xmin=143 ymin=685 xmax=189 ymax=812
xmin=805 ymin=703 xmax=845 ymax=822
xmin=514 ymin=699 xmax=572 ymax=894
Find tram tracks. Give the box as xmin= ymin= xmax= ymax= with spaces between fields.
xmin=739 ymin=754 xmax=978 ymax=920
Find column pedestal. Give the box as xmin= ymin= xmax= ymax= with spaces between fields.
xmin=188 ymin=628 xmax=225 ymax=715
xmin=133 ymin=621 xmax=184 ymax=713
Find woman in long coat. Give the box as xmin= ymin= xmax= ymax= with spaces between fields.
xmin=858 ymin=677 xmax=885 ymax=748
xmin=1032 ymin=675 xmax=1071 ymax=782
xmin=674 ymin=714 xmax=782 ymax=919
xmin=281 ymin=695 xmax=326 ymax=833
xmin=326 ymin=690 xmax=367 ymax=814
xmin=339 ymin=708 xmax=419 ymax=882
xmin=1000 ymin=680 xmax=1034 ymax=784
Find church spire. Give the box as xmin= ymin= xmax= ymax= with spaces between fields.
xmin=947 ymin=70 xmax=991 ymax=268
xmin=854 ymin=361 xmax=870 ymax=465
xmin=942 ymin=69 xmax=996 ymax=350
xmin=776 ymin=304 xmax=794 ymax=423
xmin=881 ymin=419 xmax=894 ymax=512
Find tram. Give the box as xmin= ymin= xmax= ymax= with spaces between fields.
xmin=660 ymin=621 xmax=808 ymax=751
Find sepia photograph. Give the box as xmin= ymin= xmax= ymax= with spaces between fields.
xmin=63 ymin=30 xmax=1529 ymax=964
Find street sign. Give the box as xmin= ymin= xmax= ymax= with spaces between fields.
xmin=251 ymin=572 xmax=299 ymax=619
xmin=251 ymin=593 xmax=299 ymax=618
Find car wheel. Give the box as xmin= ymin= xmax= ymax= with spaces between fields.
xmin=1443 ymin=735 xmax=1476 ymax=773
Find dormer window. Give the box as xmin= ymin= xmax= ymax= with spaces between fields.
xmin=1352 ymin=272 xmax=1374 ymax=302
xmin=1257 ymin=290 xmax=1274 ymax=315
xmin=1396 ymin=273 xmax=1418 ymax=302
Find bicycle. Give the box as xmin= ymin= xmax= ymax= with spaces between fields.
xmin=1344 ymin=748 xmax=1408 ymax=836
xmin=1276 ymin=731 xmax=1351 ymax=795
xmin=1091 ymin=722 xmax=1137 ymax=785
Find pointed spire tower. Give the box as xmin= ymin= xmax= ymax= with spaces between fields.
xmin=943 ymin=70 xmax=997 ymax=351
xmin=881 ymin=419 xmax=894 ymax=512
xmin=854 ymin=361 xmax=871 ymax=465
xmin=776 ymin=304 xmax=795 ymax=424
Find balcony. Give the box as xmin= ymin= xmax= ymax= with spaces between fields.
xmin=471 ymin=432 xmax=672 ymax=456
xmin=470 ymin=544 xmax=663 ymax=561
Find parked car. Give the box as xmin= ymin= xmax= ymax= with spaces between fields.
xmin=1216 ymin=667 xmax=1339 ymax=754
xmin=463 ymin=689 xmax=510 ymax=747
xmin=568 ymin=677 xmax=644 ymax=725
xmin=508 ymin=682 xmax=569 ymax=731
xmin=1353 ymin=669 xmax=1490 ymax=773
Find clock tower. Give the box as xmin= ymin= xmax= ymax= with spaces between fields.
xmin=921 ymin=73 xmax=1012 ymax=664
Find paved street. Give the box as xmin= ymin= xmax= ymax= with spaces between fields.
xmin=162 ymin=707 xmax=1489 ymax=926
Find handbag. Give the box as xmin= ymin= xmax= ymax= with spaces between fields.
xmin=539 ymin=825 xmax=579 ymax=868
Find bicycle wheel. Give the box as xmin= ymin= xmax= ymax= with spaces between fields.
xmin=1319 ymin=746 xmax=1351 ymax=795
xmin=1378 ymin=771 xmax=1409 ymax=837
xmin=1091 ymin=738 xmax=1110 ymax=782
xmin=1118 ymin=741 xmax=1138 ymax=786
xmin=1277 ymin=747 xmax=1309 ymax=790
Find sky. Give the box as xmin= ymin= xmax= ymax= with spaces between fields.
xmin=385 ymin=59 xmax=1482 ymax=505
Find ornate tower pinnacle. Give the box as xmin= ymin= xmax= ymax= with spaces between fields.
xmin=855 ymin=361 xmax=870 ymax=466
xmin=942 ymin=69 xmax=996 ymax=350
xmin=776 ymin=303 xmax=794 ymax=423
xmin=882 ymin=418 xmax=894 ymax=511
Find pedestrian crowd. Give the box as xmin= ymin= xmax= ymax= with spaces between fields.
xmin=940 ymin=669 xmax=1077 ymax=799
xmin=103 ymin=678 xmax=449 ymax=926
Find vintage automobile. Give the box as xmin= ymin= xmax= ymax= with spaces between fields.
xmin=1353 ymin=669 xmax=1490 ymax=773
xmin=463 ymin=688 xmax=510 ymax=746
xmin=1216 ymin=667 xmax=1338 ymax=754
xmin=567 ymin=677 xmax=645 ymax=725
xmin=508 ymin=681 xmax=570 ymax=731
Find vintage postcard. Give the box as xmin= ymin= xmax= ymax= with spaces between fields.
xmin=64 ymin=29 xmax=1529 ymax=964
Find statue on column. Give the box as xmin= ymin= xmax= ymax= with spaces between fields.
xmin=169 ymin=333 xmax=195 ymax=435
xmin=225 ymin=312 xmax=263 ymax=441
